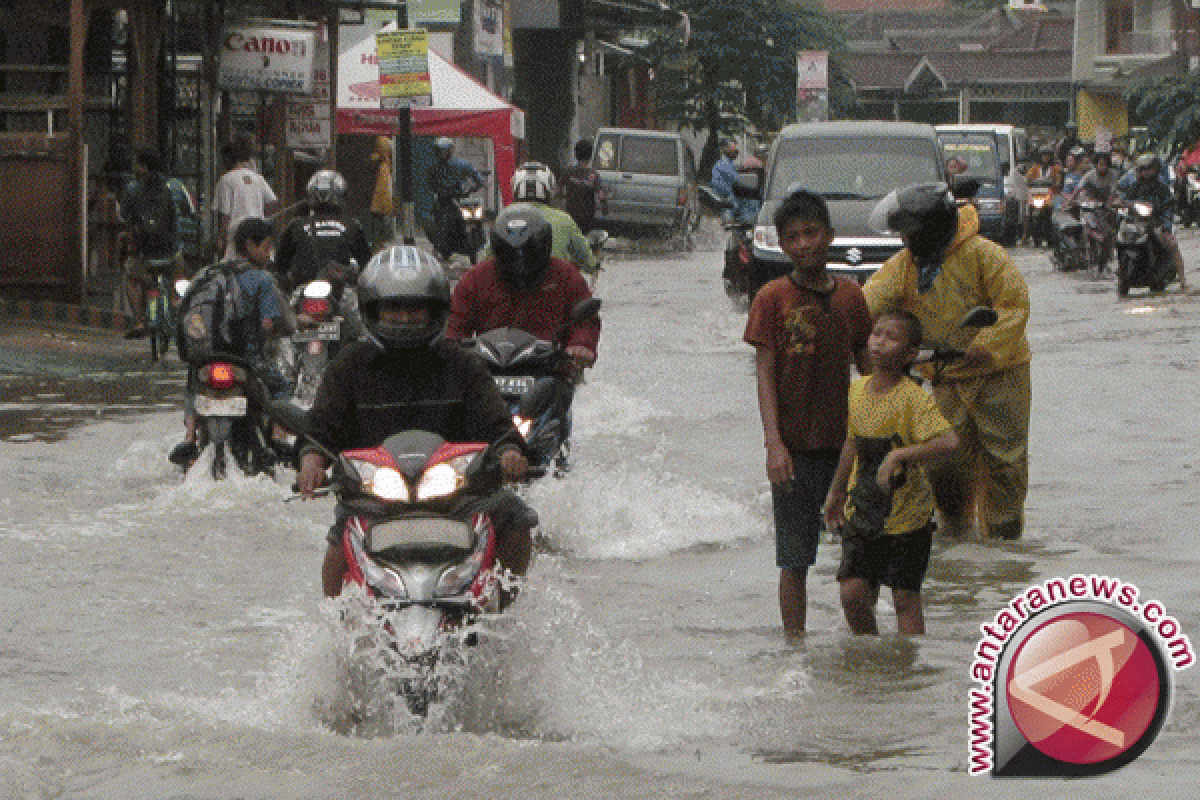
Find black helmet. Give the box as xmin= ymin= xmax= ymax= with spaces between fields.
xmin=357 ymin=245 xmax=450 ymax=351
xmin=869 ymin=183 xmax=958 ymax=262
xmin=306 ymin=170 xmax=347 ymax=208
xmin=490 ymin=205 xmax=553 ymax=291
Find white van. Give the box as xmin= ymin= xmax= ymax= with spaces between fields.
xmin=935 ymin=124 xmax=1029 ymax=244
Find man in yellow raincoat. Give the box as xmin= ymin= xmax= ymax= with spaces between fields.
xmin=863 ymin=183 xmax=1031 ymax=540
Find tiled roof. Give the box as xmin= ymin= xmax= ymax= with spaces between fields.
xmin=847 ymin=49 xmax=1073 ymax=90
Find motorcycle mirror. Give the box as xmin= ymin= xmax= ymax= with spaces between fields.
xmin=303 ymin=280 xmax=333 ymax=300
xmin=961 ymin=306 xmax=998 ymax=328
xmin=570 ymin=297 xmax=602 ymax=324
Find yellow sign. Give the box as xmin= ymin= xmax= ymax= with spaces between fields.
xmin=376 ymin=29 xmax=432 ymax=106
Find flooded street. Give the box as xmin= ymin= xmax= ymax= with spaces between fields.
xmin=1 ymin=230 xmax=1198 ymax=797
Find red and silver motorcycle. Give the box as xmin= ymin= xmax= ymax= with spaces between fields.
xmin=274 ymin=401 xmax=534 ymax=720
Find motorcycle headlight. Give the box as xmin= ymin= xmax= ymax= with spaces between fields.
xmin=1030 ymin=196 xmax=1047 ymax=209
xmin=1190 ymin=176 xmax=1200 ymax=190
xmin=753 ymin=224 xmax=781 ymax=252
xmin=414 ymin=453 xmax=476 ymax=501
xmin=1134 ymin=202 xmax=1154 ymax=217
xmin=513 ymin=415 xmax=534 ymax=439
xmin=473 ymin=206 xmax=485 ymax=220
xmin=349 ymin=459 xmax=412 ymax=503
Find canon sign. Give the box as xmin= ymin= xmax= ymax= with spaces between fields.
xmin=217 ymin=23 xmax=317 ymax=94
xmin=224 ymin=33 xmax=309 ymax=58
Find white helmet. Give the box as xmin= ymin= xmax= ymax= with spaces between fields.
xmin=511 ymin=161 xmax=556 ymax=202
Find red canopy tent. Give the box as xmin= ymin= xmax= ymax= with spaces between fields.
xmin=336 ymin=36 xmax=525 ymax=204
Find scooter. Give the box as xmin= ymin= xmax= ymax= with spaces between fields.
xmin=461 ymin=298 xmax=602 ymax=476
xmin=433 ymin=173 xmax=490 ymax=264
xmin=270 ymin=399 xmax=534 ymax=722
xmin=1114 ymin=202 xmax=1176 ymax=297
xmin=910 ymin=306 xmax=999 ymax=386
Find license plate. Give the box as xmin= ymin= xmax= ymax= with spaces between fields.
xmin=295 ymin=321 xmax=340 ymax=342
xmin=493 ymin=375 xmax=535 ymax=396
xmin=195 ymin=393 xmax=247 ymax=417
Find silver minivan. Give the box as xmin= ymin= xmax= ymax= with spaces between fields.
xmin=591 ymin=127 xmax=700 ymax=239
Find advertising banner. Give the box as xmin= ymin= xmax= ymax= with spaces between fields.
xmin=377 ymin=29 xmax=433 ymax=109
xmin=218 ymin=22 xmax=318 ymax=93
xmin=475 ymin=0 xmax=504 ymax=60
xmin=410 ymin=0 xmax=462 ymax=25
xmin=797 ymin=50 xmax=829 ymax=123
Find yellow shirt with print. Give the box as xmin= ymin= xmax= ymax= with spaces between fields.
xmin=844 ymin=375 xmax=952 ymax=536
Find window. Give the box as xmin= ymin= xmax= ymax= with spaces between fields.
xmin=618 ymin=136 xmax=678 ymax=176
xmin=1106 ymin=1 xmax=1133 ymax=55
xmin=768 ymin=136 xmax=941 ymax=201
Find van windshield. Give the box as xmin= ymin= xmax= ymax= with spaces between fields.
xmin=612 ymin=135 xmax=678 ymax=176
xmin=767 ymin=136 xmax=941 ymax=201
xmin=941 ymin=136 xmax=1001 ymax=186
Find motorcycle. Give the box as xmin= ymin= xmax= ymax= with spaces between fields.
xmin=1114 ymin=201 xmax=1176 ymax=297
xmin=269 ymin=399 xmax=533 ymax=722
xmin=187 ymin=352 xmax=289 ymax=480
xmin=279 ymin=275 xmax=360 ymax=411
xmin=461 ymin=298 xmax=602 ymax=476
xmin=432 ymin=173 xmax=489 ymax=265
xmin=699 ymin=185 xmax=755 ymax=297
xmin=1050 ymin=205 xmax=1085 ymax=273
xmin=1077 ymin=198 xmax=1113 ymax=276
xmin=1180 ymin=166 xmax=1200 ymax=228
xmin=1024 ymin=180 xmax=1055 ymax=247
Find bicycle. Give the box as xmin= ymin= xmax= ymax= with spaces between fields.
xmin=143 ymin=255 xmax=178 ymax=363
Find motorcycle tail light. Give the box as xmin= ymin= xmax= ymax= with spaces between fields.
xmin=301 ymin=298 xmax=331 ymax=316
xmin=204 ymin=362 xmax=237 ymax=390
xmin=1134 ymin=202 xmax=1154 ymax=217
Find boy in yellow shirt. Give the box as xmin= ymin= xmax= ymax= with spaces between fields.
xmin=824 ymin=311 xmax=959 ymax=635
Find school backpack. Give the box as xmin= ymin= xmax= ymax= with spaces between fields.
xmin=176 ymin=263 xmax=249 ymax=363
xmin=126 ymin=179 xmax=177 ymax=258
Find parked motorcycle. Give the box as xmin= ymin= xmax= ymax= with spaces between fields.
xmin=461 ymin=298 xmax=602 ymax=476
xmin=270 ymin=397 xmax=532 ymax=721
xmin=1077 ymin=198 xmax=1113 ymax=276
xmin=1114 ymin=202 xmax=1176 ymax=297
xmin=1050 ymin=206 xmax=1085 ymax=273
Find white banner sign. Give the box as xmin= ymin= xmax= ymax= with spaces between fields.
xmin=475 ymin=0 xmax=504 ymax=59
xmin=218 ymin=23 xmax=318 ymax=94
xmin=287 ymin=27 xmax=331 ymax=148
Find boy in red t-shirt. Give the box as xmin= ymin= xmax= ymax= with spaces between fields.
xmin=743 ymin=189 xmax=872 ymax=641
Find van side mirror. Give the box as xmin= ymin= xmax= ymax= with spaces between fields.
xmin=733 ymin=171 xmax=761 ymax=200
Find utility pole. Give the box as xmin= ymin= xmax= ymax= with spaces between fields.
xmin=396 ymin=2 xmax=416 ymax=245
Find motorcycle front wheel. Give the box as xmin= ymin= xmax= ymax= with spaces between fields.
xmin=1116 ymin=252 xmax=1134 ymax=297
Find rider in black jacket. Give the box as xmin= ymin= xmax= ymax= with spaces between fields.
xmin=296 ymin=245 xmax=535 ymax=598
xmin=275 ymin=170 xmax=372 ymax=292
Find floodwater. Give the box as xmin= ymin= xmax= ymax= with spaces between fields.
xmin=1 ymin=233 xmax=1198 ymax=798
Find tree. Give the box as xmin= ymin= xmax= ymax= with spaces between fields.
xmin=1127 ymin=72 xmax=1200 ymax=157
xmin=644 ymin=0 xmax=850 ymax=177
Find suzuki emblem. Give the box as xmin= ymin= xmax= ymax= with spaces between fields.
xmin=845 ymin=248 xmax=863 ymax=266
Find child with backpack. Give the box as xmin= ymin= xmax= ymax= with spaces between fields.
xmin=822 ymin=311 xmax=960 ymax=635
xmin=169 ymin=217 xmax=291 ymax=466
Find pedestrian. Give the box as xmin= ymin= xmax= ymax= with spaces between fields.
xmin=864 ymin=183 xmax=1032 ymax=541
xmin=824 ymin=310 xmax=959 ymax=635
xmin=213 ymin=136 xmax=277 ymax=262
xmin=743 ymin=188 xmax=872 ymax=641
xmin=121 ymin=147 xmax=178 ymax=338
xmin=369 ymin=135 xmax=394 ymax=247
xmin=561 ymin=138 xmax=606 ymax=234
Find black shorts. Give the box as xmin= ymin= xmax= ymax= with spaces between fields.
xmin=772 ymin=448 xmax=840 ymax=569
xmin=836 ymin=524 xmax=933 ymax=592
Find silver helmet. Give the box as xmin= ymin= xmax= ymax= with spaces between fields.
xmin=357 ymin=245 xmax=450 ymax=350
xmin=306 ymin=170 xmax=347 ymax=208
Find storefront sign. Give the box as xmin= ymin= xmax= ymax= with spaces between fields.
xmin=377 ymin=29 xmax=432 ymax=109
xmin=410 ymin=0 xmax=462 ymax=25
xmin=475 ymin=0 xmax=504 ymax=60
xmin=287 ymin=26 xmax=332 ymax=148
xmin=218 ymin=22 xmax=318 ymax=93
